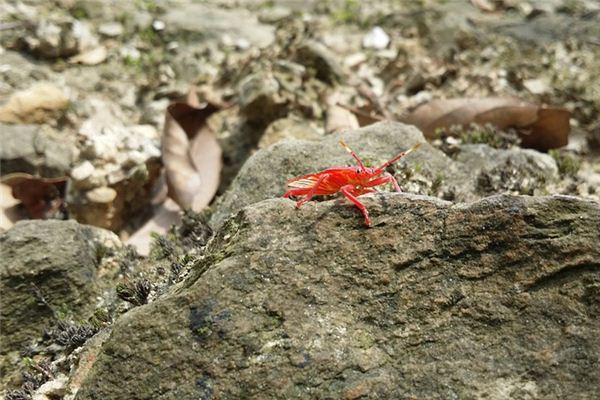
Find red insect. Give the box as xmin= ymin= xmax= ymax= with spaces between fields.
xmin=283 ymin=141 xmax=422 ymax=226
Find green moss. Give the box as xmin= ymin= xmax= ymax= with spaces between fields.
xmin=431 ymin=174 xmax=444 ymax=194
xmin=413 ymin=162 xmax=423 ymax=174
xmin=331 ymin=0 xmax=361 ymax=25
xmin=150 ymin=233 xmax=177 ymax=260
xmin=69 ymin=3 xmax=90 ymax=19
xmin=549 ymin=149 xmax=581 ymax=177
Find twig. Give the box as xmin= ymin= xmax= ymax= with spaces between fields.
xmin=335 ymin=102 xmax=386 ymax=122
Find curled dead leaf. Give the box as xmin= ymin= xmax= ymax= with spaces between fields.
xmin=126 ymin=198 xmax=181 ymax=256
xmin=325 ymin=92 xmax=359 ymax=133
xmin=0 ymin=173 xmax=67 ymax=219
xmin=163 ymin=89 xmax=222 ymax=211
xmin=1 ymin=183 xmax=25 ymax=231
xmin=401 ymin=97 xmax=570 ymax=151
xmin=336 ymin=103 xmax=384 ymax=128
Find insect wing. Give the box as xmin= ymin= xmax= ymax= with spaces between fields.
xmin=287 ymin=174 xmax=320 ymax=189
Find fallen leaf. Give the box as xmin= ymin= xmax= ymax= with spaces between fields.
xmin=0 ymin=183 xmax=25 ymax=231
xmin=0 ymin=82 xmax=69 ymax=123
xmin=401 ymin=97 xmax=570 ymax=151
xmin=126 ymin=198 xmax=181 ymax=256
xmin=0 ymin=173 xmax=67 ymax=219
xmin=163 ymin=88 xmax=222 ymax=210
xmin=325 ymin=92 xmax=359 ymax=133
xmin=336 ymin=103 xmax=384 ymax=127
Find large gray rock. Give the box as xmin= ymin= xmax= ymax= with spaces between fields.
xmin=0 ymin=220 xmax=120 ymax=372
xmin=0 ymin=123 xmax=76 ymax=177
xmin=163 ymin=4 xmax=275 ymax=48
xmin=76 ymin=194 xmax=599 ymax=399
xmin=210 ymin=121 xmax=558 ymax=228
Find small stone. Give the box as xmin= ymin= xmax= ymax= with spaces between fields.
xmin=71 ymin=161 xmax=95 ymax=181
xmin=343 ymin=382 xmax=370 ymax=400
xmin=344 ymin=52 xmax=368 ymax=68
xmin=32 ymin=374 xmax=68 ymax=400
xmin=238 ymin=73 xmax=284 ymax=124
xmin=25 ymin=19 xmax=98 ymax=58
xmin=120 ymin=46 xmax=141 ymax=62
xmin=68 ymin=45 xmax=108 ymax=65
xmin=0 ymin=123 xmax=37 ymax=173
xmin=259 ymin=117 xmax=322 ymax=148
xmin=258 ymin=6 xmax=291 ymax=23
xmin=288 ymin=352 xmax=311 ymax=368
xmin=86 ymin=187 xmax=117 ymax=204
xmin=0 ymin=82 xmax=69 ymax=124
xmin=98 ymin=21 xmax=124 ymax=37
xmin=163 ymin=4 xmax=274 ymax=47
xmin=523 ymin=78 xmax=548 ymax=94
xmin=235 ymin=38 xmax=251 ymax=50
xmin=296 ymin=40 xmax=344 ymax=84
xmin=362 ymin=26 xmax=390 ymax=49
xmin=152 ymin=19 xmax=165 ymax=31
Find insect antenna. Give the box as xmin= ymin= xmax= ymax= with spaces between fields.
xmin=339 ymin=141 xmax=367 ymax=171
xmin=374 ymin=143 xmax=422 ymax=174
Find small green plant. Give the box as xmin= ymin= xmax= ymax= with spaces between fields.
xmin=116 ymin=278 xmax=152 ymax=306
xmin=549 ymin=149 xmax=581 ymax=177
xmin=69 ymin=2 xmax=90 ymax=19
xmin=51 ymin=322 xmax=98 ymax=349
xmin=332 ymin=0 xmax=361 ymax=25
xmin=431 ymin=174 xmax=444 ymax=194
xmin=413 ymin=162 xmax=423 ymax=174
xmin=435 ymin=123 xmax=521 ymax=150
xmin=150 ymin=233 xmax=176 ymax=259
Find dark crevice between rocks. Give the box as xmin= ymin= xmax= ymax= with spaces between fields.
xmin=525 ymin=263 xmax=600 ymax=293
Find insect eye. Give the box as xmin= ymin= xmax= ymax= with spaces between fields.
xmin=356 ymin=168 xmax=361 ymax=174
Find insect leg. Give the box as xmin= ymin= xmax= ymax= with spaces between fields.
xmin=366 ymin=173 xmax=402 ymax=192
xmin=374 ymin=143 xmax=422 ymax=175
xmin=340 ymin=184 xmax=371 ymax=226
xmin=283 ymin=188 xmax=310 ymax=198
xmin=295 ymin=174 xmax=329 ymax=208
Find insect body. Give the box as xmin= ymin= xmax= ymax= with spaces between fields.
xmin=283 ymin=141 xmax=422 ymax=226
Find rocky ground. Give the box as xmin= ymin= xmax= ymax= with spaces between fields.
xmin=1 ymin=0 xmax=599 ymax=399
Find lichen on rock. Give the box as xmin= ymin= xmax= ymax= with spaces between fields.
xmin=74 ymin=193 xmax=600 ymax=399
xmin=0 ymin=220 xmax=121 ymax=387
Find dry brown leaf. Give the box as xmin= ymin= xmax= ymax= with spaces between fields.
xmin=163 ymin=88 xmax=222 ymax=211
xmin=401 ymin=97 xmax=570 ymax=151
xmin=325 ymin=92 xmax=359 ymax=133
xmin=336 ymin=103 xmax=384 ymax=127
xmin=126 ymin=198 xmax=181 ymax=256
xmin=0 ymin=173 xmax=67 ymax=219
xmin=1 ymin=182 xmax=25 ymax=231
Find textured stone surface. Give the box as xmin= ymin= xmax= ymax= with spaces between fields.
xmin=0 ymin=123 xmax=76 ymax=177
xmin=0 ymin=221 xmax=120 ymax=368
xmin=76 ymin=194 xmax=599 ymax=399
xmin=163 ymin=4 xmax=275 ymax=48
xmin=210 ymin=121 xmax=558 ymax=229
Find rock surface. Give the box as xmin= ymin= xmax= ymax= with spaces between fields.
xmin=163 ymin=4 xmax=275 ymax=48
xmin=0 ymin=123 xmax=77 ymax=177
xmin=76 ymin=194 xmax=599 ymax=399
xmin=0 ymin=220 xmax=120 ymax=375
xmin=210 ymin=121 xmax=558 ymax=229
